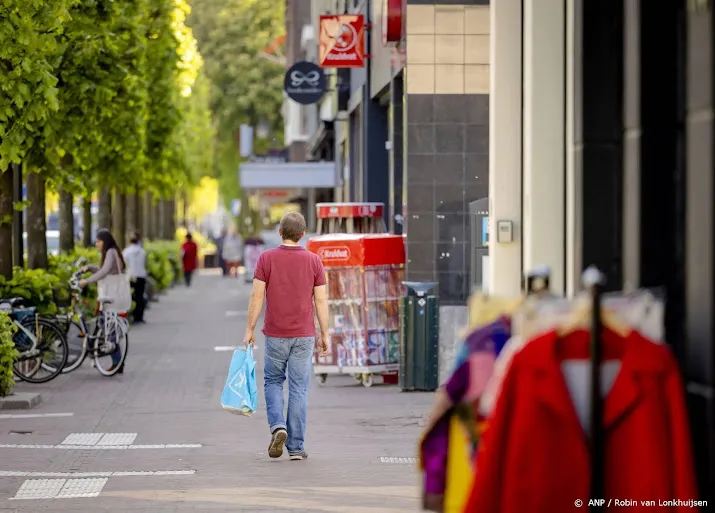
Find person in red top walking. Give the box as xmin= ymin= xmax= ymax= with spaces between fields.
xmin=243 ymin=212 xmax=329 ymax=461
xmin=181 ymin=233 xmax=199 ymax=287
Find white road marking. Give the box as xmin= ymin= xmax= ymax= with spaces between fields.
xmin=0 ymin=412 xmax=74 ymax=420
xmin=96 ymin=433 xmax=137 ymax=446
xmin=10 ymin=478 xmax=108 ymax=500
xmin=61 ymin=433 xmax=104 ymax=446
xmin=0 ymin=470 xmax=195 ymax=478
xmin=224 ymin=310 xmax=245 ymax=317
xmin=214 ymin=345 xmax=238 ymax=351
xmin=0 ymin=443 xmax=202 ymax=450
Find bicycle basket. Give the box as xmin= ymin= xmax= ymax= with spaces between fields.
xmin=10 ymin=307 xmax=36 ymax=322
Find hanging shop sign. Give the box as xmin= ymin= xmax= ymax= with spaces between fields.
xmin=319 ymin=14 xmax=366 ymax=68
xmin=283 ymin=61 xmax=326 ymax=105
xmin=382 ymin=0 xmax=404 ymax=44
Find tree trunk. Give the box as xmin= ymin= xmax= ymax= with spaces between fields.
xmin=180 ymin=190 xmax=188 ymax=227
xmin=162 ymin=198 xmax=176 ymax=240
xmin=82 ymin=198 xmax=92 ymax=247
xmin=58 ymin=188 xmax=75 ymax=253
xmin=98 ymin=187 xmax=112 ymax=230
xmin=152 ymin=199 xmax=161 ymax=240
xmin=26 ymin=171 xmax=48 ymax=269
xmin=112 ymin=189 xmax=126 ymax=248
xmin=142 ymin=192 xmax=152 ymax=240
xmin=126 ymin=193 xmax=140 ymax=238
xmin=0 ymin=169 xmax=13 ymax=279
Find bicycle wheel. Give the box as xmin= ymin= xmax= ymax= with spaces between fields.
xmin=94 ymin=316 xmax=129 ymax=377
xmin=13 ymin=317 xmax=69 ymax=383
xmin=42 ymin=319 xmax=87 ymax=374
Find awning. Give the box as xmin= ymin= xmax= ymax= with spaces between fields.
xmin=239 ymin=162 xmax=338 ymax=189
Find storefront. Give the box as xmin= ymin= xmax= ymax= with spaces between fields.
xmin=489 ymin=0 xmax=714 ymax=498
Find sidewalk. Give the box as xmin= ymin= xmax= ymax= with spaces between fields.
xmin=0 ymin=271 xmax=433 ymax=512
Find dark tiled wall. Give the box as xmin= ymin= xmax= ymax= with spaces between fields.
xmin=390 ymin=74 xmax=405 ymax=235
xmin=404 ymin=93 xmax=489 ymax=304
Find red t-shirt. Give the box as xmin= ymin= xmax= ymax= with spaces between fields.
xmin=181 ymin=241 xmax=198 ymax=272
xmin=254 ymin=245 xmax=326 ymax=338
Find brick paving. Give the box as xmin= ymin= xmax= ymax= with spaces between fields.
xmin=0 ymin=271 xmax=433 ymax=512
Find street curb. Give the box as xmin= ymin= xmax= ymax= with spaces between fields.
xmin=0 ymin=392 xmax=43 ymax=410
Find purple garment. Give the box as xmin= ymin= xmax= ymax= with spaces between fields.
xmin=444 ymin=319 xmax=511 ymax=404
xmin=421 ymin=414 xmax=451 ymax=495
xmin=421 ymin=319 xmax=512 ymax=500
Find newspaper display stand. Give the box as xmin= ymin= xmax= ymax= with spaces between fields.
xmin=307 ymin=233 xmax=405 ymax=387
xmin=316 ymin=202 xmax=386 ymax=234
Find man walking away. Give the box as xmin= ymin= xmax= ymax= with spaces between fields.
xmin=181 ymin=233 xmax=199 ymax=286
xmin=243 ymin=212 xmax=329 ymax=461
xmin=123 ymin=234 xmax=147 ymax=324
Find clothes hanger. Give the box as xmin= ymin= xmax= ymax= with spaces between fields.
xmin=558 ymin=296 xmax=630 ymax=338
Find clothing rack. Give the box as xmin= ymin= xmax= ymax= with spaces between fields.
xmin=582 ymin=266 xmax=606 ymax=513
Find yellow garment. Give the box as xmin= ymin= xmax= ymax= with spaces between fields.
xmin=444 ymin=414 xmax=474 ymax=512
xmin=467 ymin=293 xmax=523 ymax=333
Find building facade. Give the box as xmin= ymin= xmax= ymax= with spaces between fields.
xmin=288 ymin=0 xmax=714 ymax=496
xmin=489 ymin=0 xmax=714 ymax=499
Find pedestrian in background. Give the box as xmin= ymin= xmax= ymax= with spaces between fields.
xmin=214 ymin=228 xmax=228 ymax=276
xmin=181 ymin=233 xmax=199 ymax=286
xmin=243 ymin=212 xmax=329 ymax=461
xmin=221 ymin=229 xmax=243 ymax=277
xmin=123 ymin=233 xmax=148 ymax=324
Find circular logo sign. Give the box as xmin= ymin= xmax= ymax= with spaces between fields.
xmin=329 ymin=22 xmax=359 ymax=52
xmin=284 ymin=61 xmax=326 ymax=105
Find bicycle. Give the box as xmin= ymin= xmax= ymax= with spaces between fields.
xmin=0 ymin=298 xmax=69 ymax=384
xmin=45 ymin=264 xmax=129 ymax=377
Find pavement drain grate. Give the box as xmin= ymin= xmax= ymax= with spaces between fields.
xmin=378 ymin=457 xmax=418 ymax=464
xmin=8 ymin=430 xmax=33 ymax=435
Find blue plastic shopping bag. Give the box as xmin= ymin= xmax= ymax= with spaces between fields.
xmin=221 ymin=345 xmax=258 ymax=416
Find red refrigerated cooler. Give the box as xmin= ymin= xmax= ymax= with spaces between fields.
xmin=306 ymin=233 xmax=406 ymax=387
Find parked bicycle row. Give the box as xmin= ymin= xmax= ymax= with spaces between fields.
xmin=0 ymin=230 xmax=194 ymax=392
xmin=1 ymin=256 xmax=133 ymax=383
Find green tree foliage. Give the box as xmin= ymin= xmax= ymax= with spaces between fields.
xmin=0 ymin=0 xmax=215 ymax=277
xmin=0 ymin=0 xmax=73 ymax=168
xmin=188 ymin=0 xmax=285 ymax=207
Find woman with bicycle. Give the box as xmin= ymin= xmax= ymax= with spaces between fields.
xmin=79 ymin=229 xmax=127 ymax=374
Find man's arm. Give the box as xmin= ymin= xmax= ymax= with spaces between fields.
xmin=244 ymin=279 xmax=266 ymax=344
xmin=313 ymin=284 xmax=329 ymax=351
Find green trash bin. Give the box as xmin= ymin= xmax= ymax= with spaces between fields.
xmin=399 ymin=281 xmax=439 ymax=391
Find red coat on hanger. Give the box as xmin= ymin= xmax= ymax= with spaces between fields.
xmin=464 ymin=329 xmax=699 ymax=513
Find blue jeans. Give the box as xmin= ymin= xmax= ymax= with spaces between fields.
xmin=264 ymin=336 xmax=314 ymax=454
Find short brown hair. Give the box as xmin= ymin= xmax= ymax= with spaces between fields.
xmin=279 ymin=212 xmax=307 ymax=242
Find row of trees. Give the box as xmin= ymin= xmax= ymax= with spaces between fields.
xmin=0 ymin=0 xmax=287 ymax=281
xmin=0 ymin=0 xmax=215 ymax=279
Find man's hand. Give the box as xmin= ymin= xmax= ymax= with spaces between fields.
xmin=318 ymin=331 xmax=329 ymax=356
xmin=243 ymin=329 xmax=255 ymax=347
xmin=78 ymin=279 xmax=88 ymax=288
